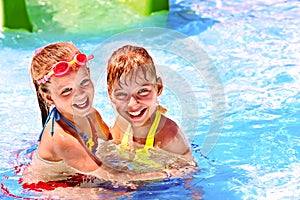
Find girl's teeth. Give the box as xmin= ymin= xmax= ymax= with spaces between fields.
xmin=77 ymin=102 xmax=86 ymax=107
xmin=76 ymin=99 xmax=88 ymax=108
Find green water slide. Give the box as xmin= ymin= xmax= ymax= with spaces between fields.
xmin=1 ymin=0 xmax=169 ymax=32
xmin=1 ymin=0 xmax=33 ymax=31
xmin=119 ymin=0 xmax=169 ymax=16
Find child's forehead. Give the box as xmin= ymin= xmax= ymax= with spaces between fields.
xmin=51 ymin=67 xmax=89 ymax=87
xmin=74 ymin=67 xmax=89 ymax=78
xmin=116 ymin=69 xmax=155 ymax=88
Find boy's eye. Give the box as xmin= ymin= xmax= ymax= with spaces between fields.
xmin=114 ymin=92 xmax=128 ymax=100
xmin=138 ymin=88 xmax=150 ymax=96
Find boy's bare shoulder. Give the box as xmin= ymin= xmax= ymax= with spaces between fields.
xmin=155 ymin=115 xmax=180 ymax=146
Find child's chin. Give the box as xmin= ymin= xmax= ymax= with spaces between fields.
xmin=73 ymin=106 xmax=92 ymax=116
xmin=130 ymin=119 xmax=149 ymax=127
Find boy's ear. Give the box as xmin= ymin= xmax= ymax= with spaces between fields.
xmin=41 ymin=91 xmax=54 ymax=105
xmin=156 ymin=77 xmax=163 ymax=96
xmin=107 ymin=88 xmax=116 ymax=104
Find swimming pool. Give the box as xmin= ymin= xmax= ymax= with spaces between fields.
xmin=1 ymin=0 xmax=299 ymax=199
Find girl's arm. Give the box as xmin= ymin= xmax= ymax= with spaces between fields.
xmin=92 ymin=108 xmax=111 ymax=140
xmin=109 ymin=115 xmax=130 ymax=143
xmin=53 ymin=131 xmax=101 ymax=172
xmin=53 ymin=128 xmax=180 ymax=184
xmin=89 ymin=164 xmax=183 ymax=183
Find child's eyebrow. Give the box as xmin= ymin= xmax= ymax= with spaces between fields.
xmin=113 ymin=88 xmax=123 ymax=92
xmin=140 ymin=83 xmax=153 ymax=86
xmin=117 ymin=82 xmax=153 ymax=89
xmin=55 ymin=82 xmax=69 ymax=90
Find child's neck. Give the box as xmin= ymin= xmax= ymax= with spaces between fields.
xmin=59 ymin=110 xmax=93 ymax=137
xmin=73 ymin=114 xmax=94 ymax=137
xmin=131 ymin=112 xmax=157 ymax=138
xmin=131 ymin=125 xmax=151 ymax=138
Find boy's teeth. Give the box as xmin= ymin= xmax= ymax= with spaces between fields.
xmin=129 ymin=110 xmax=141 ymax=116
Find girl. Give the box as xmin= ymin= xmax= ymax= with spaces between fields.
xmin=23 ymin=42 xmax=177 ymax=186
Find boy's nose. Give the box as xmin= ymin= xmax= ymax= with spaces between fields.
xmin=128 ymin=96 xmax=139 ymax=107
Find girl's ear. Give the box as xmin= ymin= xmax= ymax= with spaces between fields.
xmin=156 ymin=77 xmax=163 ymax=96
xmin=41 ymin=91 xmax=54 ymax=105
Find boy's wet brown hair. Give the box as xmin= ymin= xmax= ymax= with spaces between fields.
xmin=107 ymin=45 xmax=157 ymax=94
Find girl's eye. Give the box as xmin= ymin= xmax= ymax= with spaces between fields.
xmin=81 ymin=79 xmax=90 ymax=86
xmin=61 ymin=88 xmax=72 ymax=95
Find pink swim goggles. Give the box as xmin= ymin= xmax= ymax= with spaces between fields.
xmin=37 ymin=53 xmax=94 ymax=85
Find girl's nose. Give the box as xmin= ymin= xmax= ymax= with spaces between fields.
xmin=75 ymin=87 xmax=84 ymax=96
xmin=73 ymin=85 xmax=87 ymax=98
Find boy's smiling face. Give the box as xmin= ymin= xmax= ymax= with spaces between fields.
xmin=110 ymin=69 xmax=162 ymax=127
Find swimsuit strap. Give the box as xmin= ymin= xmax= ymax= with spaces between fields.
xmin=116 ymin=111 xmax=165 ymax=170
xmin=38 ymin=107 xmax=82 ymax=141
xmin=36 ymin=107 xmax=102 ymax=166
xmin=58 ymin=112 xmax=98 ymax=151
xmin=120 ymin=110 xmax=161 ymax=150
xmin=120 ymin=125 xmax=131 ymax=149
xmin=144 ymin=110 xmax=161 ymax=149
xmin=59 ymin=113 xmax=81 ymax=134
xmin=86 ymin=115 xmax=99 ymax=152
xmin=55 ymin=112 xmax=103 ymax=166
xmin=38 ymin=107 xmax=56 ymax=141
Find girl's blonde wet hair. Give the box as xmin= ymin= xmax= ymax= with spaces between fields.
xmin=30 ymin=42 xmax=80 ymax=125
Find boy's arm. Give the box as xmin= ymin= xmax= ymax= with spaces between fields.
xmin=162 ymin=129 xmax=192 ymax=156
xmin=157 ymin=118 xmax=195 ymax=161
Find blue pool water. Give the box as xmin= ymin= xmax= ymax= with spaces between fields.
xmin=1 ymin=0 xmax=300 ymax=199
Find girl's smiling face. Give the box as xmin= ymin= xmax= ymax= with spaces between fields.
xmin=45 ymin=66 xmax=94 ymax=118
xmin=110 ymin=69 xmax=162 ymax=127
